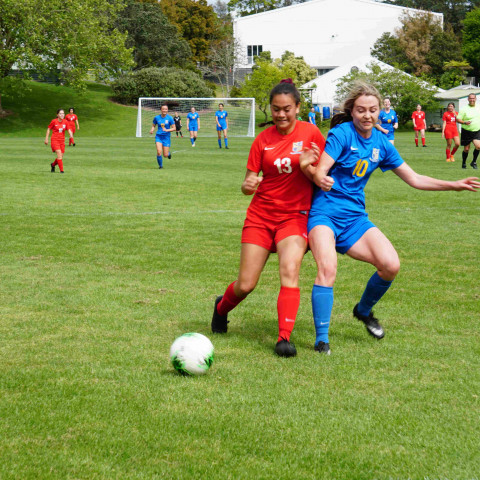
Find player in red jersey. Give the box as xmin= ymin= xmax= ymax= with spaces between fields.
xmin=65 ymin=107 xmax=80 ymax=146
xmin=412 ymin=104 xmax=427 ymax=147
xmin=45 ymin=109 xmax=73 ymax=173
xmin=211 ymin=79 xmax=326 ymax=357
xmin=442 ymin=102 xmax=460 ymax=162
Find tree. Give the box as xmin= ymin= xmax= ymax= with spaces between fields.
xmin=439 ymin=60 xmax=472 ymax=89
xmin=335 ymin=63 xmax=440 ymax=125
xmin=462 ymin=7 xmax=480 ymax=78
xmin=116 ymin=0 xmax=192 ymax=70
xmin=370 ymin=33 xmax=413 ymax=73
xmin=160 ymin=0 xmax=219 ymax=63
xmin=280 ymin=51 xmax=317 ymax=85
xmin=0 ymin=0 xmax=133 ymax=114
xmin=227 ymin=0 xmax=307 ymax=16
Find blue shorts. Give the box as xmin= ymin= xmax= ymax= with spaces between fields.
xmin=386 ymin=131 xmax=395 ymax=141
xmin=216 ymin=124 xmax=227 ymax=131
xmin=155 ymin=135 xmax=171 ymax=147
xmin=307 ymin=212 xmax=375 ymax=254
xmin=189 ymin=125 xmax=198 ymax=132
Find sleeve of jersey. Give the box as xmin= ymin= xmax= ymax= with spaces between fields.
xmin=324 ymin=127 xmax=346 ymax=162
xmin=246 ymin=136 xmax=263 ymax=173
xmin=380 ymin=142 xmax=404 ymax=172
xmin=48 ymin=120 xmax=55 ymax=130
xmin=153 ymin=117 xmax=158 ymax=126
xmin=394 ymin=112 xmax=398 ymax=123
xmin=442 ymin=112 xmax=447 ymax=121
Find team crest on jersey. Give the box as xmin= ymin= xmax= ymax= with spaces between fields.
xmin=290 ymin=141 xmax=303 ymax=154
xmin=370 ymin=148 xmax=380 ymax=163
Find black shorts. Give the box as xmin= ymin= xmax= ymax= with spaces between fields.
xmin=175 ymin=125 xmax=182 ymax=131
xmin=460 ymin=128 xmax=480 ymax=146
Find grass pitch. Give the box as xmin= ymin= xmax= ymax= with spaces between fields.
xmin=1 ymin=95 xmax=480 ymax=479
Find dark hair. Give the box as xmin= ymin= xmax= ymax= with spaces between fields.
xmin=161 ymin=104 xmax=168 ymax=109
xmin=447 ymin=102 xmax=455 ymax=109
xmin=69 ymin=107 xmax=75 ymax=113
xmin=219 ymin=103 xmax=224 ymax=107
xmin=269 ymin=78 xmax=301 ymax=105
xmin=330 ymin=81 xmax=382 ymax=129
xmin=56 ymin=108 xmax=64 ymax=115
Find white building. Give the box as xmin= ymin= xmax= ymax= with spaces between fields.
xmin=234 ymin=0 xmax=443 ymax=75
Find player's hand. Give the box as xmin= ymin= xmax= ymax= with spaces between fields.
xmin=44 ymin=140 xmax=48 ymax=145
xmin=242 ymin=175 xmax=263 ymax=195
xmin=454 ymin=177 xmax=480 ymax=191
xmin=319 ymin=175 xmax=335 ymax=192
xmin=299 ymin=143 xmax=320 ymax=170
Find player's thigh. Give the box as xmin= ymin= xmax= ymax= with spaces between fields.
xmin=55 ymin=149 xmax=63 ymax=158
xmin=236 ymin=243 xmax=270 ymax=293
xmin=155 ymin=141 xmax=163 ymax=154
xmin=276 ymin=235 xmax=307 ymax=287
xmin=308 ymin=225 xmax=337 ymax=285
xmin=472 ymin=138 xmax=480 ymax=149
xmin=346 ymin=227 xmax=400 ymax=278
xmin=163 ymin=145 xmax=170 ymax=155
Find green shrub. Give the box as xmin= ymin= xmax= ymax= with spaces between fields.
xmin=111 ymin=67 xmax=214 ymax=104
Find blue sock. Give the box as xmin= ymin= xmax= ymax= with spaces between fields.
xmin=157 ymin=155 xmax=162 ymax=168
xmin=218 ymin=139 xmax=222 ymax=148
xmin=224 ymin=138 xmax=228 ymax=147
xmin=312 ymin=285 xmax=334 ymax=345
xmin=191 ymin=138 xmax=194 ymax=145
xmin=357 ymin=272 xmax=393 ymax=317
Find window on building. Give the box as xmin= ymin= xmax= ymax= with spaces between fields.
xmin=247 ymin=45 xmax=263 ymax=65
xmin=317 ymin=68 xmax=334 ymax=76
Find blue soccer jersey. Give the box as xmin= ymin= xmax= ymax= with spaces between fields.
xmin=378 ymin=109 xmax=398 ymax=138
xmin=215 ymin=110 xmax=228 ymax=129
xmin=153 ymin=114 xmax=174 ymax=139
xmin=187 ymin=112 xmax=199 ymax=130
xmin=308 ymin=111 xmax=316 ymax=124
xmin=310 ymin=122 xmax=404 ymax=218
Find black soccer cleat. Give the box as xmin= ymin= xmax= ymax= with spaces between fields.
xmin=353 ymin=303 xmax=385 ymax=339
xmin=50 ymin=163 xmax=55 ymax=173
xmin=422 ymin=144 xmax=428 ymax=148
xmin=211 ymin=295 xmax=229 ymax=333
xmin=168 ymin=154 xmax=171 ymax=159
xmin=314 ymin=341 xmax=331 ymax=355
xmin=462 ymin=161 xmax=467 ymax=169
xmin=470 ymin=161 xmax=478 ymax=170
xmin=274 ymin=338 xmax=297 ymax=357
xmin=225 ymin=146 xmax=229 ymax=149
xmin=73 ymin=143 xmax=76 ymax=147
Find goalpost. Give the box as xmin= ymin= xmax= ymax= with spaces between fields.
xmin=136 ymin=97 xmax=256 ymax=138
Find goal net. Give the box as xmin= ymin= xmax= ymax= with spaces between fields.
xmin=136 ymin=97 xmax=256 ymax=138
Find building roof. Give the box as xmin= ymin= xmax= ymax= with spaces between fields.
xmin=434 ymin=85 xmax=480 ymax=100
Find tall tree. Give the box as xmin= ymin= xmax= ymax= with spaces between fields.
xmin=0 ymin=0 xmax=133 ymax=113
xmin=116 ymin=0 xmax=192 ymax=69
xmin=371 ymin=32 xmax=413 ymax=73
xmin=280 ymin=51 xmax=317 ymax=85
xmin=462 ymin=7 xmax=480 ymax=78
xmin=161 ymin=0 xmax=219 ymax=63
xmin=227 ymin=0 xmax=307 ymax=16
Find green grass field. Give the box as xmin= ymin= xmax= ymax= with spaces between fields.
xmin=1 ymin=82 xmax=479 ymax=479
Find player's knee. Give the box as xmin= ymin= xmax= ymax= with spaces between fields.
xmin=235 ymin=279 xmax=256 ymax=297
xmin=382 ymin=257 xmax=400 ymax=279
xmin=316 ymin=261 xmax=337 ymax=285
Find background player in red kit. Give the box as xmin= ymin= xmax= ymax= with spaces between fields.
xmin=412 ymin=104 xmax=427 ymax=147
xmin=65 ymin=107 xmax=80 ymax=146
xmin=211 ymin=79 xmax=326 ymax=357
xmin=442 ymin=102 xmax=460 ymax=162
xmin=45 ymin=109 xmax=73 ymax=173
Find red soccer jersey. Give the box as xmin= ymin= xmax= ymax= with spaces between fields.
xmin=65 ymin=114 xmax=77 ymax=125
xmin=442 ymin=111 xmax=458 ymax=124
xmin=411 ymin=110 xmax=426 ymax=130
xmin=48 ymin=119 xmax=69 ymax=143
xmin=246 ymin=121 xmax=325 ymax=219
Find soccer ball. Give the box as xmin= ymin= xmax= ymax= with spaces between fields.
xmin=170 ymin=333 xmax=214 ymax=376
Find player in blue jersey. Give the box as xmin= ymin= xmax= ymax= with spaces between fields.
xmin=375 ymin=98 xmax=398 ymax=144
xmin=149 ymin=104 xmax=175 ymax=169
xmin=187 ymin=107 xmax=200 ymax=147
xmin=300 ymin=81 xmax=479 ymax=355
xmin=215 ymin=103 xmax=229 ymax=149
xmin=308 ymin=107 xmax=316 ymax=125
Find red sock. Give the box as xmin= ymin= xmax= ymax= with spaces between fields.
xmin=446 ymin=148 xmax=450 ymax=159
xmin=415 ymin=138 xmax=418 ymax=146
xmin=422 ymin=137 xmax=425 ymax=146
xmin=57 ymin=159 xmax=64 ymax=172
xmin=217 ymin=281 xmax=245 ymax=316
xmin=451 ymin=146 xmax=458 ymax=156
xmin=52 ymin=159 xmax=58 ymax=166
xmin=277 ymin=286 xmax=300 ymax=342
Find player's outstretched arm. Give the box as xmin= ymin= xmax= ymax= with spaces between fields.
xmin=393 ymin=162 xmax=480 ymax=191
xmin=312 ymin=151 xmax=335 ymax=191
xmin=299 ymin=142 xmax=321 ymax=180
xmin=45 ymin=129 xmax=50 ymax=145
xmin=241 ymin=169 xmax=263 ymax=195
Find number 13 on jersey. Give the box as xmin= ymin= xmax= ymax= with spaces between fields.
xmin=274 ymin=157 xmax=292 ymax=174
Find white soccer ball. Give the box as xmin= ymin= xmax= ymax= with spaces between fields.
xmin=170 ymin=333 xmax=214 ymax=376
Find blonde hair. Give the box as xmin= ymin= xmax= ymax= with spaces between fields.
xmin=331 ymin=81 xmax=382 ymax=128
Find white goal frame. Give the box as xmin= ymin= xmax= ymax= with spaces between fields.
xmin=136 ymin=97 xmax=256 ymax=138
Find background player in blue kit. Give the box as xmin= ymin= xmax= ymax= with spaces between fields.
xmin=308 ymin=107 xmax=316 ymax=125
xmin=187 ymin=107 xmax=200 ymax=147
xmin=215 ymin=103 xmax=229 ymax=149
xmin=375 ymin=98 xmax=398 ymax=144
xmin=300 ymin=82 xmax=479 ymax=355
xmin=149 ymin=104 xmax=175 ymax=169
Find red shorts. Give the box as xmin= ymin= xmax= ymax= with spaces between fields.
xmin=242 ymin=210 xmax=308 ymax=253
xmin=51 ymin=141 xmax=65 ymax=154
xmin=414 ymin=126 xmax=425 ymax=132
xmin=444 ymin=125 xmax=459 ymax=139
